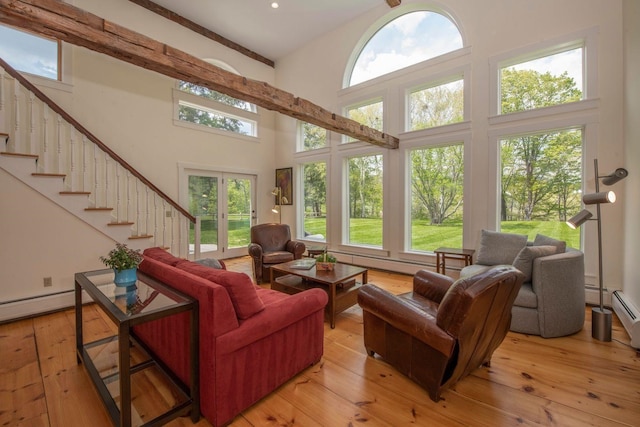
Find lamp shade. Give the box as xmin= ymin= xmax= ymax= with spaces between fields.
xmin=602 ymin=168 xmax=628 ymax=186
xmin=583 ymin=191 xmax=616 ymax=205
xmin=566 ymin=209 xmax=593 ymax=229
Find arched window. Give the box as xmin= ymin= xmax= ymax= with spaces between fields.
xmin=347 ymin=10 xmax=463 ymax=87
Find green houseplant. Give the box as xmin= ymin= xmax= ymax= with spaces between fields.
xmin=100 ymin=243 xmax=143 ymax=286
xmin=315 ymin=251 xmax=337 ymax=271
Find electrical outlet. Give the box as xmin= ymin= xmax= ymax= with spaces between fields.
xmin=43 ymin=277 xmax=52 ymax=287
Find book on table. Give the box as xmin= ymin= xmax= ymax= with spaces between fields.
xmin=289 ymin=259 xmax=316 ymax=270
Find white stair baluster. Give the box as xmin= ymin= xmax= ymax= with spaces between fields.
xmin=41 ymin=103 xmax=49 ymax=173
xmin=13 ymin=80 xmax=19 ymax=153
xmin=69 ymin=128 xmax=76 ymax=191
xmin=0 ymin=71 xmax=5 ymax=131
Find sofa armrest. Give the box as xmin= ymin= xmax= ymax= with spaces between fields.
xmin=286 ymin=240 xmax=306 ymax=259
xmin=358 ymin=284 xmax=455 ymax=357
xmin=532 ymin=250 xmax=585 ymax=336
xmin=217 ymin=288 xmax=328 ymax=353
xmin=413 ymin=269 xmax=455 ymax=304
xmin=248 ymin=243 xmax=263 ymax=259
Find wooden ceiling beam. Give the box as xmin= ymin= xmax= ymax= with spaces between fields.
xmin=0 ymin=0 xmax=399 ymax=149
xmin=386 ymin=0 xmax=402 ymax=7
xmin=128 ymin=0 xmax=275 ymax=68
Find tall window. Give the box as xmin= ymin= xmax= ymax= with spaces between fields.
xmin=408 ymin=77 xmax=464 ymax=131
xmin=409 ymin=144 xmax=464 ymax=251
xmin=176 ymin=80 xmax=258 ymax=137
xmin=500 ymin=129 xmax=582 ymax=248
xmin=345 ymin=100 xmax=383 ymax=143
xmin=299 ymin=122 xmax=327 ymax=151
xmin=302 ymin=161 xmax=327 ymax=241
xmin=499 ymin=47 xmax=583 ymax=114
xmin=347 ymin=154 xmax=383 ymax=247
xmin=349 ymin=11 xmax=463 ymax=86
xmin=0 ymin=24 xmax=59 ymax=80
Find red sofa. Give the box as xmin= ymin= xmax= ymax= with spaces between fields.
xmin=134 ymin=248 xmax=328 ymax=426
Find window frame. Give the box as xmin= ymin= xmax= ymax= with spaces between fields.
xmin=489 ymin=28 xmax=598 ymax=118
xmin=173 ymin=87 xmax=260 ymax=139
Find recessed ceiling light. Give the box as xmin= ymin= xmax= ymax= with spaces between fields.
xmin=271 ymin=2 xmax=279 ymax=8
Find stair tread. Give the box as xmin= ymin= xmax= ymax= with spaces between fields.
xmin=1 ymin=151 xmax=38 ymax=159
xmin=108 ymin=222 xmax=135 ymax=226
xmin=85 ymin=207 xmax=113 ymax=211
xmin=60 ymin=191 xmax=91 ymax=195
xmin=32 ymin=172 xmax=66 ymax=178
xmin=129 ymin=235 xmax=153 ymax=239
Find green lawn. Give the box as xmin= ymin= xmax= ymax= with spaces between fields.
xmin=304 ymin=218 xmax=580 ymax=251
xmin=193 ymin=217 xmax=580 ymax=252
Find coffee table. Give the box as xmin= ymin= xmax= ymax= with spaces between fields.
xmin=270 ymin=260 xmax=368 ymax=328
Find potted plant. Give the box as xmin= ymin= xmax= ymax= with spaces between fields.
xmin=315 ymin=251 xmax=337 ymax=271
xmin=100 ymin=243 xmax=143 ymax=286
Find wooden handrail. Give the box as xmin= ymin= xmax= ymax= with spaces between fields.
xmin=0 ymin=56 xmax=195 ymax=223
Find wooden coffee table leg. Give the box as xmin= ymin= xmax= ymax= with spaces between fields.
xmin=329 ymin=283 xmax=336 ymax=329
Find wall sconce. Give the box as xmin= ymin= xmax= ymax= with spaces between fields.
xmin=271 ymin=187 xmax=288 ymax=223
xmin=566 ymin=159 xmax=628 ymax=342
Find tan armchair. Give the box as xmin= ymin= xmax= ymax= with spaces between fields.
xmin=248 ymin=223 xmax=306 ymax=283
xmin=357 ymin=265 xmax=524 ymax=401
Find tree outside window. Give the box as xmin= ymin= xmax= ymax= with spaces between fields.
xmin=300 ymin=122 xmax=327 ymax=151
xmin=408 ymin=78 xmax=463 ymax=131
xmin=409 ymin=144 xmax=464 ymax=251
xmin=345 ymin=100 xmax=383 ymax=143
xmin=500 ymin=129 xmax=582 ymax=248
xmin=177 ymin=81 xmax=257 ymax=136
xmin=302 ymin=161 xmax=327 ymax=240
xmin=347 ymin=154 xmax=383 ymax=247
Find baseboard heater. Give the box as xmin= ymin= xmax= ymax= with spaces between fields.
xmin=611 ymin=290 xmax=640 ymax=349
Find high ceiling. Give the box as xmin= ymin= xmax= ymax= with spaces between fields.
xmin=148 ymin=0 xmax=384 ymax=62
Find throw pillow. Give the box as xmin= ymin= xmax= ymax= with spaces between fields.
xmin=175 ymin=260 xmax=265 ymax=319
xmin=194 ymin=258 xmax=223 ymax=269
xmin=476 ymin=229 xmax=528 ymax=265
xmin=533 ymin=234 xmax=567 ymax=254
xmin=512 ymin=245 xmax=557 ymax=282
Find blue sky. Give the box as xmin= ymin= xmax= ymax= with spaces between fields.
xmin=350 ymin=11 xmax=463 ymax=86
xmin=0 ymin=25 xmax=58 ymax=79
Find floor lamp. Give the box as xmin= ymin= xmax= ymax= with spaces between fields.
xmin=271 ymin=187 xmax=288 ymax=224
xmin=567 ymin=159 xmax=628 ymax=342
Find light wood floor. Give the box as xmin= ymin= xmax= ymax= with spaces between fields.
xmin=1 ymin=256 xmax=639 ymax=427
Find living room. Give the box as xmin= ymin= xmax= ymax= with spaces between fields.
xmin=0 ymin=0 xmax=639 ymax=424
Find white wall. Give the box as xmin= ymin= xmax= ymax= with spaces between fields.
xmin=0 ymin=0 xmax=278 ymax=308
xmin=274 ymin=0 xmax=628 ymax=298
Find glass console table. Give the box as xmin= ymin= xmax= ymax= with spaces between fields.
xmin=75 ymin=269 xmax=199 ymax=427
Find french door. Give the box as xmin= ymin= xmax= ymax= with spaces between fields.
xmin=183 ymin=169 xmax=256 ymax=259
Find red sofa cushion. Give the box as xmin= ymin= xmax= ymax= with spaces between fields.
xmin=143 ymin=247 xmax=182 ymax=266
xmin=175 ymin=260 xmax=265 ymax=319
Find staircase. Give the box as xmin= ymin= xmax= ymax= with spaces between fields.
xmin=0 ymin=57 xmax=199 ymax=258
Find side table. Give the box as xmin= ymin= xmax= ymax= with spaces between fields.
xmin=434 ymin=247 xmax=475 ymax=275
xmin=75 ymin=269 xmax=199 ymax=427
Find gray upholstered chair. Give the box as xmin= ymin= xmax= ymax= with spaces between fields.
xmin=248 ymin=223 xmax=306 ymax=283
xmin=461 ymin=230 xmax=585 ymax=338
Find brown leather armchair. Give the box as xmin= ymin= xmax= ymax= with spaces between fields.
xmin=357 ymin=265 xmax=524 ymax=401
xmin=248 ymin=223 xmax=306 ymax=283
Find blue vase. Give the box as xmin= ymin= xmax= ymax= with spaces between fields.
xmin=113 ymin=268 xmax=137 ymax=286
